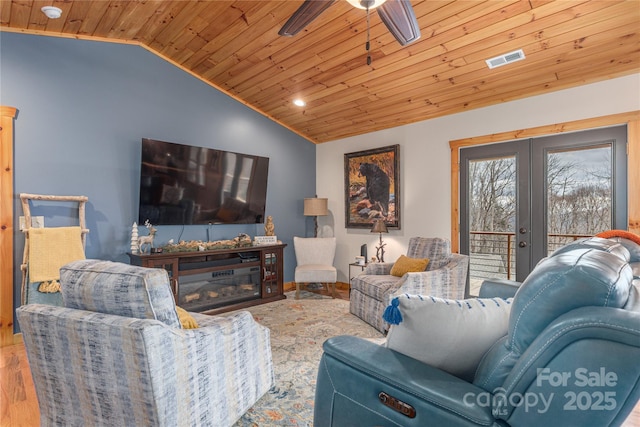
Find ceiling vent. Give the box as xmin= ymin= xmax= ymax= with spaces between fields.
xmin=485 ymin=49 xmax=525 ymax=69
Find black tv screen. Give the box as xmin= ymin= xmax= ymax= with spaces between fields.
xmin=138 ymin=138 xmax=269 ymax=225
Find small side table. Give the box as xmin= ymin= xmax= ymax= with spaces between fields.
xmin=348 ymin=262 xmax=367 ymax=296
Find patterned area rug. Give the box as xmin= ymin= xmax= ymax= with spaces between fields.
xmin=231 ymin=291 xmax=384 ymax=426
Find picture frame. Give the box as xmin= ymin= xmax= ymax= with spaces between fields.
xmin=344 ymin=144 xmax=400 ymax=229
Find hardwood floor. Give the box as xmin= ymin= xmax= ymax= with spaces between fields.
xmin=0 ymin=343 xmax=39 ymax=426
xmin=2 ymin=287 xmax=639 ymax=426
xmin=299 ymin=283 xmax=351 ymax=301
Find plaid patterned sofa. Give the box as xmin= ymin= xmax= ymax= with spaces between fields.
xmin=16 ymin=259 xmax=274 ymax=427
xmin=350 ymin=237 xmax=469 ymax=333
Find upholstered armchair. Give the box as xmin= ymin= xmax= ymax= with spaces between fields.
xmin=350 ymin=237 xmax=469 ymax=332
xmin=17 ymin=259 xmax=274 ymax=427
xmin=315 ymin=237 xmax=640 ymax=426
xmin=293 ymin=236 xmax=338 ymax=299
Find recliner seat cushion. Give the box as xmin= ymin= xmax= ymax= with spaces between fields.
xmin=60 ymin=259 xmax=181 ymax=328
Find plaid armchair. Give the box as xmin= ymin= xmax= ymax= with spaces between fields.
xmin=350 ymin=237 xmax=469 ymax=332
xmin=17 ymin=259 xmax=273 ymax=427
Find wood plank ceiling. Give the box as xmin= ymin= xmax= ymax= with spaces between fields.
xmin=1 ymin=1 xmax=639 ymax=143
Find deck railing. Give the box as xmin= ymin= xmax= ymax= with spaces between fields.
xmin=469 ymin=231 xmax=593 ymax=281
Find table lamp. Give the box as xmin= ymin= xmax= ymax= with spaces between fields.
xmin=371 ymin=219 xmax=388 ymax=262
xmin=304 ymin=197 xmax=328 ymax=237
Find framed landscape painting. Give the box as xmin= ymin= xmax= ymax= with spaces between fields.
xmin=344 ymin=144 xmax=400 ymax=229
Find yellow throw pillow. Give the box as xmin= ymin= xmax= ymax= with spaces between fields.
xmin=175 ymin=306 xmax=199 ymax=329
xmin=390 ymin=255 xmax=430 ymax=277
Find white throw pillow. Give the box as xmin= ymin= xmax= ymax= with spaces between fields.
xmin=384 ymin=294 xmax=512 ymax=381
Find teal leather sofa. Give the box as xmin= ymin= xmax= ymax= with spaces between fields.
xmin=314 ymin=236 xmax=640 ymax=426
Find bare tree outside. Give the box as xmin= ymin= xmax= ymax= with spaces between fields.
xmin=469 ymin=157 xmax=516 ymax=251
xmin=468 ymin=144 xmax=613 ymax=288
xmin=547 ymin=144 xmax=612 ymax=251
xmin=468 ymin=156 xmax=516 ymax=281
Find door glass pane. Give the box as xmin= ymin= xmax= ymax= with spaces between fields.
xmin=468 ymin=156 xmax=517 ymax=296
xmin=546 ymin=144 xmax=612 ymax=254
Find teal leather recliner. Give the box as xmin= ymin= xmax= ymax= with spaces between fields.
xmin=314 ymin=237 xmax=640 ymax=426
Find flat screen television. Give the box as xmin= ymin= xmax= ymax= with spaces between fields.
xmin=138 ymin=138 xmax=269 ymax=225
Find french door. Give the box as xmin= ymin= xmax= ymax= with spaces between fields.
xmin=460 ymin=126 xmax=627 ymax=295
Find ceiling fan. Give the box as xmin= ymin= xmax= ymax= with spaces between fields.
xmin=279 ymin=0 xmax=421 ymax=64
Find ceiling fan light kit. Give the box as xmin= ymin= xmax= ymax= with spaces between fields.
xmin=346 ymin=0 xmax=387 ymax=10
xmin=279 ymin=0 xmax=421 ymax=48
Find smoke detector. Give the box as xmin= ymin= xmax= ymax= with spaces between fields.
xmin=486 ymin=49 xmax=525 ymax=69
xmin=41 ymin=6 xmax=63 ymax=19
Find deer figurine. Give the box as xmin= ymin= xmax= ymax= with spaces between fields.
xmin=138 ymin=220 xmax=157 ymax=254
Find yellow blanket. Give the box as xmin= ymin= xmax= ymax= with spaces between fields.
xmin=28 ymin=226 xmax=85 ymax=292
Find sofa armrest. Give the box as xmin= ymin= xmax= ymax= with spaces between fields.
xmin=189 ymin=310 xmax=253 ymax=328
xmin=478 ymin=278 xmax=521 ymax=299
xmin=392 ymin=255 xmax=468 ymax=300
xmin=314 ymin=335 xmax=496 ymax=427
xmin=364 ymin=262 xmax=394 ymax=275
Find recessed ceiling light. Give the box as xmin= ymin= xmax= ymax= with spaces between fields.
xmin=293 ymin=99 xmax=306 ymax=107
xmin=41 ymin=6 xmax=63 ymax=19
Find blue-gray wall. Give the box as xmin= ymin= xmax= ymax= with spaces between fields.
xmin=1 ymin=32 xmax=316 ymax=321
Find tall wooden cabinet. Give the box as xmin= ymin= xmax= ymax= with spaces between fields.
xmin=129 ymin=244 xmax=286 ymax=315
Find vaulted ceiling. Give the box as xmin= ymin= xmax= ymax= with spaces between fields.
xmin=1 ymin=1 xmax=639 ymax=143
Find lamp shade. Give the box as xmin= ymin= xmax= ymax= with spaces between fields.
xmin=304 ymin=198 xmax=328 ymax=216
xmin=371 ymin=219 xmax=388 ymax=233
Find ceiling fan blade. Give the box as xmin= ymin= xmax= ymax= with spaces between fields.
xmin=279 ymin=0 xmax=336 ymax=37
xmin=377 ymin=0 xmax=421 ymax=46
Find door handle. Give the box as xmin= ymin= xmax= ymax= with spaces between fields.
xmin=519 ymin=227 xmax=527 ymax=234
xmin=519 ymin=241 xmax=527 ymax=248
